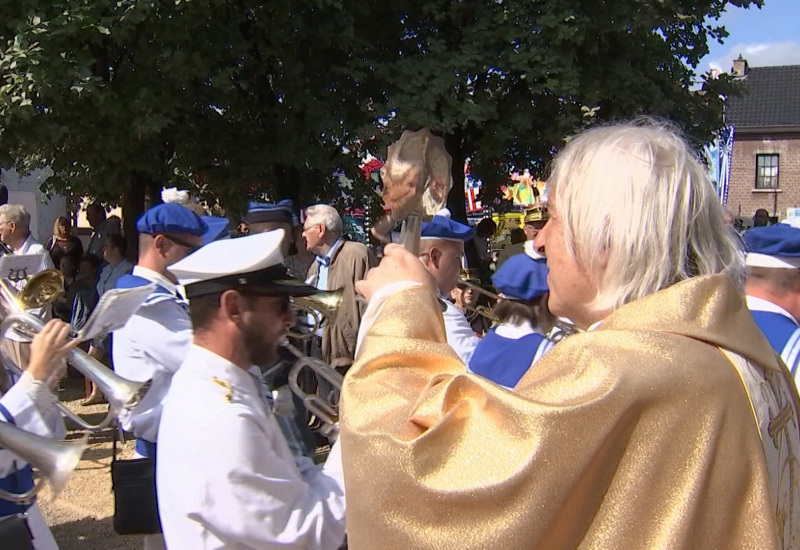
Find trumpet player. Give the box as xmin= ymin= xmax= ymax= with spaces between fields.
xmin=0 ymin=319 xmax=75 ymax=549
xmin=468 ymin=254 xmax=556 ymax=388
xmin=417 ymin=209 xmax=479 ymax=363
xmin=157 ymin=230 xmax=345 ymax=549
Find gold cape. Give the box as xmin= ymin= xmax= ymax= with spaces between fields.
xmin=340 ymin=275 xmax=800 ymax=549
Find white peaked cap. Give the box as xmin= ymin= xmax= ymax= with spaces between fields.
xmin=167 ymin=229 xmax=316 ymax=298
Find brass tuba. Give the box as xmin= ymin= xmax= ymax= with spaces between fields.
xmin=0 ymin=421 xmax=87 ymax=503
xmin=284 ymin=341 xmax=342 ymax=441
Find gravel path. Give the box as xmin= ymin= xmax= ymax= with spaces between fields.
xmin=38 ymin=377 xmax=144 ymax=549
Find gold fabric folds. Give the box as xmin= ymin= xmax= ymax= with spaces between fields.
xmin=340 ymin=274 xmax=799 ymax=549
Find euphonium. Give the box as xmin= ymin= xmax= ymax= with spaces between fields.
xmin=283 ymin=341 xmax=342 ymax=441
xmin=0 ymin=421 xmax=87 ymax=503
xmin=286 ymin=289 xmax=344 ymax=341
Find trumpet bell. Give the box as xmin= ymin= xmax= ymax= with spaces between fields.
xmin=0 ymin=422 xmax=87 ymax=503
xmin=20 ymin=270 xmax=65 ymax=309
xmin=293 ymin=289 xmax=344 ymax=318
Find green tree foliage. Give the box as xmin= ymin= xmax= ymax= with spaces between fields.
xmin=360 ymin=0 xmax=761 ymax=220
xmin=0 ymin=0 xmax=382 ymax=233
xmin=0 ymin=0 xmax=760 ymax=236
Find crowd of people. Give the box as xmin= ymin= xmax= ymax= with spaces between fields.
xmin=0 ymin=118 xmax=799 ymax=549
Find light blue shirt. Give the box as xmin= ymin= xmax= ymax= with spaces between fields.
xmin=315 ymin=238 xmax=343 ymax=291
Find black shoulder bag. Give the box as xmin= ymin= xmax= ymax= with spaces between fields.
xmin=110 ymin=429 xmax=162 ymax=534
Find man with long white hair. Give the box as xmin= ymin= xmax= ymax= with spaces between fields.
xmin=339 ymin=120 xmax=800 ymax=549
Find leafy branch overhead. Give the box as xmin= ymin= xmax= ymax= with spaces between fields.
xmin=0 ymin=0 xmax=759 ymax=222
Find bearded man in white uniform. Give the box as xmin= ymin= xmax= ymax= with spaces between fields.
xmin=157 ymin=230 xmax=346 ymax=549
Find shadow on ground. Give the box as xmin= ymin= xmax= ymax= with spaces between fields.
xmin=49 ymin=515 xmax=143 ymax=550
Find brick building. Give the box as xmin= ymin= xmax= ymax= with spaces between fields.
xmin=725 ymin=56 xmax=800 ymax=221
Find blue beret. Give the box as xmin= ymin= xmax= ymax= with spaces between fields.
xmin=492 ymin=254 xmax=549 ymax=301
xmin=201 ymin=216 xmax=230 ymax=245
xmin=744 ymin=224 xmax=800 ymax=268
xmin=245 ymin=200 xmax=296 ymax=226
xmin=136 ymin=203 xmax=208 ymax=236
xmin=421 ymin=215 xmax=475 ymax=241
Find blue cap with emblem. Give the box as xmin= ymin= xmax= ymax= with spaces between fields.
xmin=420 ymin=209 xmax=476 ymax=241
xmin=744 ymin=223 xmax=800 ymax=269
xmin=168 ymin=229 xmax=317 ymax=299
xmin=491 ymin=254 xmax=549 ymax=301
xmin=136 ymin=203 xmax=208 ymax=236
xmin=245 ymin=200 xmax=296 ymax=226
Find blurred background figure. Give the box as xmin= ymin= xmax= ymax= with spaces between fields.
xmin=85 ymin=202 xmax=121 ymax=257
xmin=46 ymin=216 xmax=83 ymax=271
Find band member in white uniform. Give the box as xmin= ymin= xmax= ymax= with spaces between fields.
xmin=418 ymin=209 xmax=479 ymax=363
xmin=112 ymin=203 xmax=209 ymax=550
xmin=158 ymin=230 xmax=346 ymax=549
xmin=0 ymin=320 xmax=74 ymax=549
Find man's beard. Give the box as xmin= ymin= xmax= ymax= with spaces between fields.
xmin=240 ymin=320 xmax=279 ymax=368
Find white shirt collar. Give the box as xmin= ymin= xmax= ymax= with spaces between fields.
xmin=746 ymin=295 xmax=799 ymax=325
xmin=495 ymin=320 xmax=542 ymax=339
xmin=133 ymin=265 xmax=179 ymax=296
xmin=184 ymin=344 xmax=262 ymax=396
xmin=15 ymin=234 xmax=35 ymax=254
xmin=323 ymin=237 xmax=343 ymax=262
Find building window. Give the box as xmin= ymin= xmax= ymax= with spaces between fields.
xmin=755 ymin=154 xmax=779 ymax=189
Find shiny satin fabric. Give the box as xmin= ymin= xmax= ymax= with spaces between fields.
xmin=340 ymin=274 xmax=800 ymax=549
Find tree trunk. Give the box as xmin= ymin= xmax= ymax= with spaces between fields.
xmin=445 ymin=132 xmax=482 ymax=274
xmin=121 ymin=174 xmax=146 ymax=262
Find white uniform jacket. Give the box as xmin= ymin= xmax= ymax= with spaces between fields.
xmin=1 ymin=373 xmax=65 ymax=549
xmin=112 ymin=266 xmax=192 ymax=442
xmin=440 ymin=296 xmax=479 ymax=364
xmin=157 ymin=345 xmax=346 ymax=550
xmin=7 ymin=235 xmax=54 ymax=343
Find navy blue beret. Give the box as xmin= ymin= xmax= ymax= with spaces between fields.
xmin=491 ymin=254 xmax=549 ymax=301
xmin=245 ymin=200 xmax=296 ymax=226
xmin=744 ymin=223 xmax=800 ymax=268
xmin=201 ymin=216 xmax=230 ymax=245
xmin=421 ymin=213 xmax=475 ymax=241
xmin=136 ymin=203 xmax=208 ymax=236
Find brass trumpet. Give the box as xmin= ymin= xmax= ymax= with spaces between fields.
xmin=0 ymin=272 xmax=148 ymax=430
xmin=456 ymin=274 xmax=500 ymax=322
xmin=286 ymin=289 xmax=344 ymax=341
xmin=0 ymin=421 xmax=87 ymax=503
xmin=284 ymin=341 xmax=342 ymax=441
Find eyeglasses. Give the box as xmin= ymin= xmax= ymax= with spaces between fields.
xmin=302 ymin=224 xmax=321 ymax=234
xmin=158 ymin=234 xmax=201 ymax=254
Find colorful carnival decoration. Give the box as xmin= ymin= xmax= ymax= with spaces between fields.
xmin=501 ymin=170 xmax=546 ymax=207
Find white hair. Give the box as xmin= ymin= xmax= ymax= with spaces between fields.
xmin=0 ymin=204 xmax=31 ymax=230
xmin=547 ymin=118 xmax=744 ymax=313
xmin=305 ymin=204 xmax=342 ymax=235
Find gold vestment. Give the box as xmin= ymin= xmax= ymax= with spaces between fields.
xmin=340 ymin=274 xmax=800 ymax=549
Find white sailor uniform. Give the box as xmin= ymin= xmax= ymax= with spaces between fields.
xmin=157 ymin=345 xmax=346 ymax=549
xmin=747 ymin=295 xmax=800 ymax=379
xmin=112 ymin=266 xmax=192 ymax=455
xmin=440 ymin=297 xmax=479 ymax=364
xmin=0 ymin=373 xmax=64 ymax=550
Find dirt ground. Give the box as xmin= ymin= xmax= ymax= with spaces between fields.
xmin=38 ymin=376 xmax=143 ymax=549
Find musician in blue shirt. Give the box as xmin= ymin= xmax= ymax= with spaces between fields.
xmin=743 ymin=224 xmax=800 ymax=380
xmin=468 ymin=253 xmax=556 ymax=388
